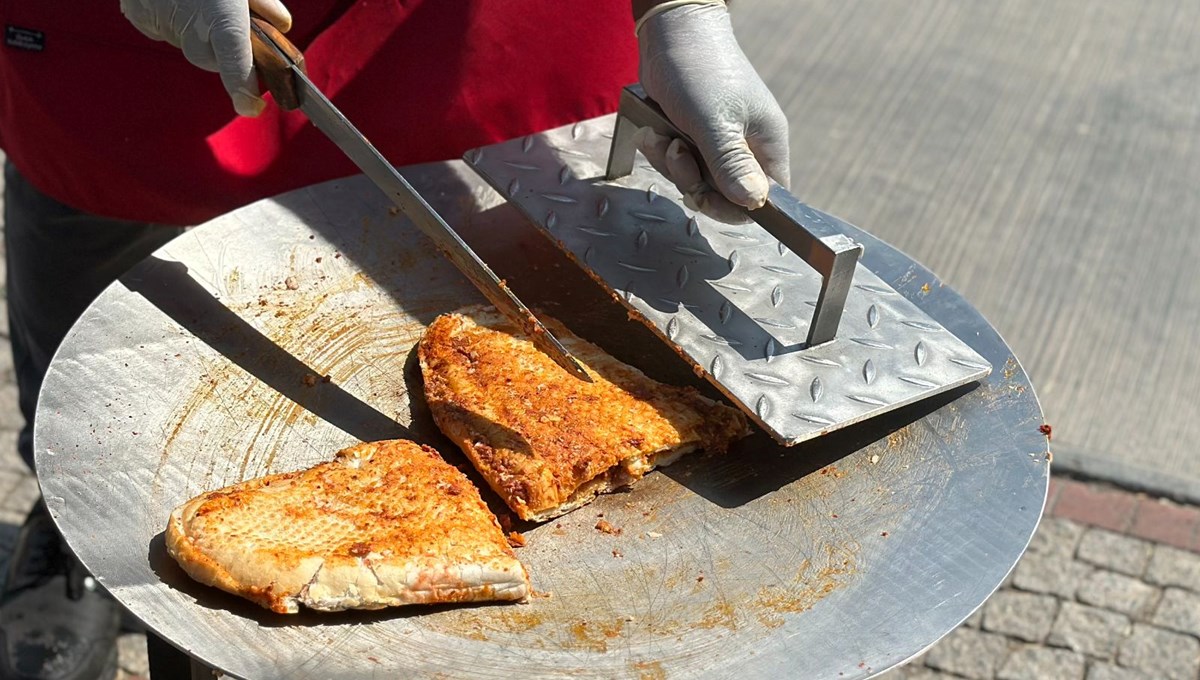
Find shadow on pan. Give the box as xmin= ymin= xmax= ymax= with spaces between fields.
xmin=121 ymin=256 xmax=420 ymax=445
xmin=662 ymin=382 xmax=979 ymax=508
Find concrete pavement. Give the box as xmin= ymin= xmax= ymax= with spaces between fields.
xmin=737 ymin=0 xmax=1200 ymax=503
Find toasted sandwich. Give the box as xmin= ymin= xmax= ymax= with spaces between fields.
xmin=166 ymin=439 xmax=529 ymax=613
xmin=418 ymin=306 xmax=747 ymax=522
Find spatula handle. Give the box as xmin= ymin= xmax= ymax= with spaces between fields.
xmin=248 ymin=14 xmax=306 ymax=111
xmin=605 ymin=84 xmax=862 ymax=347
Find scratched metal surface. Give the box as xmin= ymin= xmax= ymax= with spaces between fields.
xmin=466 ymin=120 xmax=990 ymax=445
xmin=34 ymin=153 xmax=1047 ymax=679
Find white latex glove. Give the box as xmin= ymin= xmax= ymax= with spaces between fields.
xmin=120 ymin=0 xmax=292 ymax=117
xmin=637 ymin=2 xmax=790 ymax=223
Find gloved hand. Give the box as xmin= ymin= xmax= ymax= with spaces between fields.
xmin=636 ymin=2 xmax=790 ymax=223
xmin=120 ymin=0 xmax=292 ymax=117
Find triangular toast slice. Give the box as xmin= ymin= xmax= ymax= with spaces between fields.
xmin=418 ymin=306 xmax=748 ymax=522
xmin=166 ymin=439 xmax=529 ymax=613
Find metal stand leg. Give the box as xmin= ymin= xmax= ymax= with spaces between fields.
xmin=146 ymin=631 xmax=216 ymax=679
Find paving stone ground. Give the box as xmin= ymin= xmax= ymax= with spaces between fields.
xmin=893 ymin=494 xmax=1200 ymax=680
xmin=1 ymin=156 xmax=1197 ymax=678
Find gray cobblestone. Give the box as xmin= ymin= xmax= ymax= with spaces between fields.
xmin=1076 ymin=570 xmax=1160 ymax=619
xmin=1011 ymin=550 xmax=1094 ymax=599
xmin=1151 ymin=587 xmax=1200 ymax=637
xmin=1116 ymin=623 xmax=1200 ymax=680
xmin=1027 ymin=517 xmax=1086 ymax=559
xmin=0 ymin=342 xmax=12 ymax=383
xmin=0 ymin=466 xmax=26 ymax=499
xmin=981 ymin=591 xmax=1057 ymax=642
xmin=997 ymin=645 xmax=1085 ymax=680
xmin=1076 ymin=529 xmax=1153 ymax=577
xmin=0 ymin=429 xmax=18 ymax=456
xmin=0 ymin=476 xmax=39 ymax=525
xmin=1145 ymin=545 xmax=1200 ymax=591
xmin=1048 ymin=601 xmax=1132 ymax=660
xmin=0 ymin=384 xmax=24 ymax=433
xmin=1085 ymin=662 xmax=1154 ymax=680
xmin=116 ymin=633 xmax=148 ymax=678
xmin=963 ymin=606 xmax=983 ymax=628
xmin=923 ymin=627 xmax=1011 ymax=680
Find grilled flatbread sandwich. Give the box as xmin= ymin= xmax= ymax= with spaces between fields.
xmin=166 ymin=439 xmax=529 ymax=614
xmin=418 ymin=306 xmax=748 ymax=522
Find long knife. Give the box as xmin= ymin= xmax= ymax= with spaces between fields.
xmin=248 ymin=17 xmax=592 ymax=382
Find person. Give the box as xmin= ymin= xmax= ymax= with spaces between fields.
xmin=0 ymin=0 xmax=788 ymax=677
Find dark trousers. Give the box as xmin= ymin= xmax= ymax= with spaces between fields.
xmin=3 ymin=161 xmax=185 ymax=470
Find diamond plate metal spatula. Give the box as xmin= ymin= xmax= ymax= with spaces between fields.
xmin=465 ymin=85 xmax=992 ymax=445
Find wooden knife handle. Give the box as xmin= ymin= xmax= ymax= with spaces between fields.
xmin=249 ymin=14 xmax=305 ymax=111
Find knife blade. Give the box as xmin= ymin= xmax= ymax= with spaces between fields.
xmin=248 ymin=17 xmax=592 ymax=382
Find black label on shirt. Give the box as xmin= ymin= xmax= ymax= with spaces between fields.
xmin=5 ymin=25 xmax=45 ymax=52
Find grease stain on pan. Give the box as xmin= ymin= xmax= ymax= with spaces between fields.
xmin=155 ymin=269 xmax=424 ymax=494
xmin=751 ymin=543 xmax=859 ymax=629
xmin=694 ymin=599 xmax=738 ymax=631
xmin=566 ymin=618 xmax=625 ymax=652
xmin=634 ymin=660 xmax=666 ymax=680
xmin=157 ymin=361 xmax=233 ymax=481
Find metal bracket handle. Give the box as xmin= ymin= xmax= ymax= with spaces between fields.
xmin=605 ymin=84 xmax=863 ymax=347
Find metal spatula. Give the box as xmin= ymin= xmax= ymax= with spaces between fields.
xmin=465 ymin=85 xmax=992 ymax=445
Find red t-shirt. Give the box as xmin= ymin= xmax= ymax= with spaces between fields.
xmin=0 ymin=1 xmax=636 ymax=225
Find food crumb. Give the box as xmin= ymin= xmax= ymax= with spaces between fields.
xmin=335 ymin=252 xmax=342 ymax=259
xmin=507 ymin=531 xmax=526 ymax=547
xmin=497 ymin=513 xmax=514 ymax=533
xmin=367 ymin=656 xmax=379 ymax=664
xmin=646 ymin=531 xmax=662 ymax=539
xmin=595 ymin=519 xmax=621 ymax=535
xmin=258 ymin=298 xmax=268 ymax=306
xmin=315 ymin=257 xmax=323 ymax=263
xmin=321 ymin=374 xmax=332 ymax=384
xmin=308 ymin=234 xmax=315 ymax=240
xmin=301 ymin=374 xmax=317 ymax=387
xmin=881 ymin=531 xmax=889 ymax=537
xmin=920 ymin=283 xmax=931 ymax=294
xmin=1039 ymin=423 xmax=1053 ymax=440
xmin=612 ymin=549 xmax=623 ymax=558
xmin=388 ymin=206 xmax=401 ymax=216
xmin=696 ymin=574 xmax=704 ymax=583
xmin=285 ymin=276 xmax=299 ymax=290
xmin=870 ymin=454 xmax=880 ymax=464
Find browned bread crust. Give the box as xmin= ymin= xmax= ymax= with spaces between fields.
xmin=418 ymin=306 xmax=747 ymax=521
xmin=166 ymin=439 xmax=529 ymax=613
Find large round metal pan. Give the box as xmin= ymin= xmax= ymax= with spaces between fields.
xmin=35 ymin=146 xmax=1047 ymax=679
